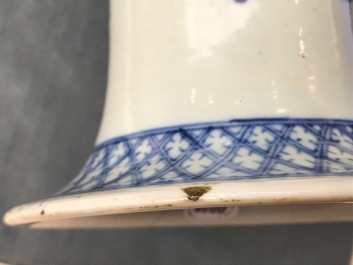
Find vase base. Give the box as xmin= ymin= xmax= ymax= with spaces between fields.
xmin=27 ymin=203 xmax=353 ymax=229
xmin=4 ymin=176 xmax=353 ymax=228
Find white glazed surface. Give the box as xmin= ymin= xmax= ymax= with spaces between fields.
xmin=98 ymin=0 xmax=353 ymax=143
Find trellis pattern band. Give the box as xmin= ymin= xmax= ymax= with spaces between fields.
xmin=57 ymin=118 xmax=353 ymax=195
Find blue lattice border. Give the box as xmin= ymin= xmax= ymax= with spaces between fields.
xmin=57 ymin=118 xmax=353 ymax=195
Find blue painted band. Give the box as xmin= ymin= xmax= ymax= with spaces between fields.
xmin=57 ymin=118 xmax=353 ymax=196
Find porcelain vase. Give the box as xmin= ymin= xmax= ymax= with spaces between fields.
xmin=4 ymin=0 xmax=353 ymax=228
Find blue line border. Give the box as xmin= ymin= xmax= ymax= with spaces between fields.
xmin=94 ymin=118 xmax=353 ymax=151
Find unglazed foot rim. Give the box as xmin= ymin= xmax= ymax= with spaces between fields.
xmin=4 ymin=177 xmax=353 ymax=227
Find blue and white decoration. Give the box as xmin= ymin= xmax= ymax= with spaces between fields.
xmin=58 ymin=118 xmax=353 ymax=195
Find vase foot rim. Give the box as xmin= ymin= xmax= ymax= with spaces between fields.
xmin=4 ymin=176 xmax=353 ymax=227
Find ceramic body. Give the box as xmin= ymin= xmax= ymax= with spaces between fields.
xmin=99 ymin=0 xmax=353 ymax=141
xmin=4 ymin=0 xmax=353 ymax=227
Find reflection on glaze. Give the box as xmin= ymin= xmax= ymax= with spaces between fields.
xmin=298 ymin=27 xmax=307 ymax=58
